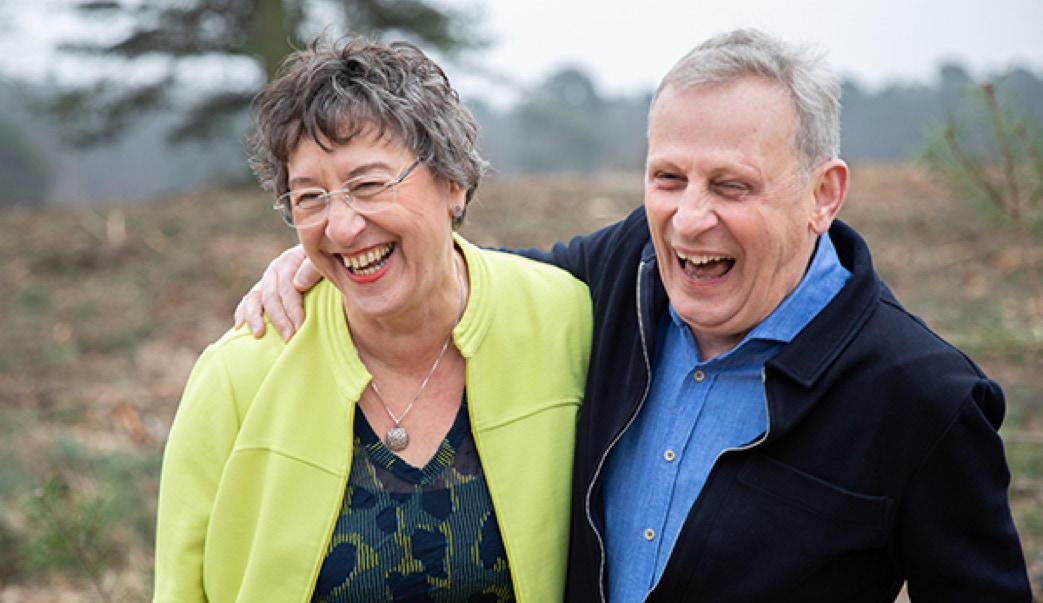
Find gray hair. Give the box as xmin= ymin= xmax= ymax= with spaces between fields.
xmin=651 ymin=28 xmax=841 ymax=178
xmin=248 ymin=35 xmax=488 ymax=227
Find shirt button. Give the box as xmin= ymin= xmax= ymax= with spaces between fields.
xmin=663 ymin=449 xmax=676 ymax=462
xmin=643 ymin=528 xmax=656 ymax=541
xmin=693 ymin=370 xmax=706 ymax=382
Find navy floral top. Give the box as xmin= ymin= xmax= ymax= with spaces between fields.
xmin=311 ymin=398 xmax=514 ymax=602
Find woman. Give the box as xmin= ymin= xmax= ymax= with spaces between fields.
xmin=153 ymin=36 xmax=592 ymax=603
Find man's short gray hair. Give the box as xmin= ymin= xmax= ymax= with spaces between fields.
xmin=651 ymin=28 xmax=841 ymax=178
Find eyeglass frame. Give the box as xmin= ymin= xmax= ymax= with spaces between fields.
xmin=273 ymin=157 xmax=424 ymax=228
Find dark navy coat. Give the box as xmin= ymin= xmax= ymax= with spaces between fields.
xmin=525 ymin=206 xmax=1030 ymax=602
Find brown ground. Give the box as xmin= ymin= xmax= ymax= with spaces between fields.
xmin=0 ymin=164 xmax=1039 ymax=600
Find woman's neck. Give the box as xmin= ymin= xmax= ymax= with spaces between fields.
xmin=348 ymin=248 xmax=468 ymax=372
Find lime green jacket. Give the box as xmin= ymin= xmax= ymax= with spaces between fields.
xmin=153 ymin=236 xmax=592 ymax=602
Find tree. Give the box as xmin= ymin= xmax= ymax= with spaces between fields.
xmin=42 ymin=0 xmax=486 ymax=147
xmin=510 ymin=68 xmax=613 ymax=173
xmin=921 ymin=77 xmax=1043 ymax=319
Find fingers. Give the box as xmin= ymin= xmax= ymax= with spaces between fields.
xmin=233 ymin=283 xmax=268 ymax=338
xmin=232 ymin=245 xmax=315 ymax=343
xmin=294 ymin=254 xmax=322 ymax=292
xmin=262 ymin=249 xmax=305 ymax=342
xmin=233 ymin=290 xmax=248 ymax=330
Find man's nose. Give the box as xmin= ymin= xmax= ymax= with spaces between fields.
xmin=673 ymin=187 xmax=719 ymax=235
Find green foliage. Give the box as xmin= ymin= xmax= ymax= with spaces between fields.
xmin=10 ymin=433 xmax=161 ymax=600
xmin=42 ymin=0 xmax=487 ymax=148
xmin=42 ymin=78 xmax=175 ymax=148
xmin=921 ymin=87 xmax=1043 ymax=232
xmin=24 ymin=476 xmax=117 ymax=575
xmin=920 ymin=78 xmax=1043 ymax=317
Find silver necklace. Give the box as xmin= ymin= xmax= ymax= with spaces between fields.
xmin=363 ymin=256 xmax=467 ymax=452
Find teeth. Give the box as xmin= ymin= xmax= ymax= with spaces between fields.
xmin=341 ymin=243 xmax=394 ymax=275
xmin=677 ymin=252 xmax=730 ymax=265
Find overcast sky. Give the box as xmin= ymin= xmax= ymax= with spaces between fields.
xmin=439 ymin=0 xmax=1043 ymax=103
xmin=2 ymin=0 xmax=1040 ymax=106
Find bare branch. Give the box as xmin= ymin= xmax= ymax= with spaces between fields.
xmin=943 ymin=122 xmax=1006 ymax=213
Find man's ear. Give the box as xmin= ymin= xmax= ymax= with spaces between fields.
xmin=809 ymin=159 xmax=849 ymax=235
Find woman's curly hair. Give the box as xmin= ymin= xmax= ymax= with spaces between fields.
xmin=248 ymin=35 xmax=488 ymax=227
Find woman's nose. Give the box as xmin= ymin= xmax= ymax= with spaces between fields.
xmin=324 ymin=195 xmax=367 ymax=241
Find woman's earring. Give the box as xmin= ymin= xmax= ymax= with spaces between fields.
xmin=451 ymin=205 xmax=464 ymax=219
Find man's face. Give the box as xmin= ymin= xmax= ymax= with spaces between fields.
xmin=644 ymin=77 xmax=838 ymax=360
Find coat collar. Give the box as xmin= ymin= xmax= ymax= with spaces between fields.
xmin=766 ymin=220 xmax=881 ymax=388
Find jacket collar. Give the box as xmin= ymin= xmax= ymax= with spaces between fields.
xmin=754 ymin=220 xmax=882 ymax=438
xmin=448 ymin=233 xmax=491 ymax=361
xmin=766 ymin=220 xmax=880 ymax=388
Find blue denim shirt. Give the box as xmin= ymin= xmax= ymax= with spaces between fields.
xmin=603 ymin=234 xmax=851 ymax=603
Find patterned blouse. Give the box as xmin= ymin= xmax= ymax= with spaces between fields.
xmin=311 ymin=398 xmax=515 ymax=602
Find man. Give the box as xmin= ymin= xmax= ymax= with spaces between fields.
xmin=236 ymin=29 xmax=1031 ymax=601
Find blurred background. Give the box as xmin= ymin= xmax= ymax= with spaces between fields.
xmin=0 ymin=1 xmax=1041 ymax=601
xmin=0 ymin=0 xmax=1041 ymax=206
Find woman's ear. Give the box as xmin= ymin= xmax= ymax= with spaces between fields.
xmin=446 ymin=179 xmax=466 ymax=219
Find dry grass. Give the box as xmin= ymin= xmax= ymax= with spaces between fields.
xmin=0 ymin=164 xmax=1039 ymax=600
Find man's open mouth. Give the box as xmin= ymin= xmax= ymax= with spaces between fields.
xmin=678 ymin=252 xmax=734 ymax=281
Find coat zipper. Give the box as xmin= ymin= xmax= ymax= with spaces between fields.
xmin=591 ymin=274 xmax=775 ymax=603
xmin=587 ymin=260 xmax=656 ymax=603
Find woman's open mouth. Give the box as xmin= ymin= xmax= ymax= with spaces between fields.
xmin=340 ymin=243 xmax=395 ymax=277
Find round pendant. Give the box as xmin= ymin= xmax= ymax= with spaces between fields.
xmin=385 ymin=426 xmax=410 ymax=452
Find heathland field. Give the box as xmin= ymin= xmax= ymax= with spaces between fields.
xmin=1 ymin=164 xmax=1040 ymax=600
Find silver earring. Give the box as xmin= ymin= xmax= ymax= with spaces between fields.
xmin=451 ymin=205 xmax=464 ymax=218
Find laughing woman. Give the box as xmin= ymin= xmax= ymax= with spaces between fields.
xmin=152 ymin=36 xmax=591 ymax=603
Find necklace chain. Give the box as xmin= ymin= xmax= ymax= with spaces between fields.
xmin=361 ymin=254 xmax=467 ymax=452
xmin=367 ymin=332 xmax=451 ymax=431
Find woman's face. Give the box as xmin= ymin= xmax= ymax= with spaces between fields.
xmin=286 ymin=130 xmax=465 ymax=326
